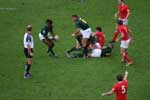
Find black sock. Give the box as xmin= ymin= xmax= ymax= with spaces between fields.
xmin=67 ymin=47 xmax=77 ymax=53
xmin=25 ymin=64 xmax=31 ymax=74
xmin=48 ymin=47 xmax=55 ymax=56
xmin=48 ymin=43 xmax=55 ymax=56
xmin=83 ymin=47 xmax=88 ymax=57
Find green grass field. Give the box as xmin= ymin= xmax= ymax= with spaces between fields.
xmin=0 ymin=0 xmax=150 ymax=100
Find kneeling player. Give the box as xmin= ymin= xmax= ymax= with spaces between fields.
xmin=23 ymin=25 xmax=34 ymax=79
xmin=39 ymin=19 xmax=58 ymax=56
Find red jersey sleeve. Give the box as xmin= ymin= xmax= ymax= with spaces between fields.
xmin=112 ymin=84 xmax=118 ymax=93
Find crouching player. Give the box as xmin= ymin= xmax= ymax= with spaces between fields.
xmin=39 ymin=19 xmax=59 ymax=57
xmin=102 ymin=70 xmax=129 ymax=100
xmin=71 ymin=15 xmax=92 ymax=58
xmin=116 ymin=20 xmax=133 ymax=66
xmin=23 ymin=25 xmax=34 ymax=79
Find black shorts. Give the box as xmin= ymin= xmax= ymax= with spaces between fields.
xmin=101 ymin=47 xmax=112 ymax=57
xmin=24 ymin=48 xmax=33 ymax=58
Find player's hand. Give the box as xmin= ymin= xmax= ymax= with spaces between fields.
xmin=116 ymin=38 xmax=119 ymax=42
xmin=30 ymin=52 xmax=33 ymax=56
xmin=114 ymin=13 xmax=118 ymax=20
xmin=125 ymin=70 xmax=128 ymax=75
xmin=101 ymin=93 xmax=105 ymax=96
xmin=72 ymin=34 xmax=75 ymax=37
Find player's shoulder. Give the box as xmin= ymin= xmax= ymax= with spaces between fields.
xmin=123 ymin=79 xmax=128 ymax=83
xmin=124 ymin=4 xmax=129 ymax=8
xmin=24 ymin=33 xmax=28 ymax=37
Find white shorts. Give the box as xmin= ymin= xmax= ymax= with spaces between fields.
xmin=91 ymin=49 xmax=102 ymax=58
xmin=120 ymin=39 xmax=131 ymax=49
xmin=39 ymin=33 xmax=53 ymax=41
xmin=119 ymin=18 xmax=128 ymax=25
xmin=80 ymin=28 xmax=92 ymax=38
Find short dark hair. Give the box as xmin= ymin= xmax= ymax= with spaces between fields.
xmin=121 ymin=0 xmax=125 ymax=2
xmin=72 ymin=15 xmax=78 ymax=18
xmin=116 ymin=74 xmax=123 ymax=81
xmin=46 ymin=19 xmax=53 ymax=24
xmin=96 ymin=26 xmax=102 ymax=32
xmin=27 ymin=25 xmax=32 ymax=31
xmin=117 ymin=20 xmax=123 ymax=25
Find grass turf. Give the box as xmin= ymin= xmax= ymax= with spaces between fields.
xmin=0 ymin=0 xmax=150 ymax=100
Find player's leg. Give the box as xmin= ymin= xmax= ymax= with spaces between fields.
xmin=47 ymin=39 xmax=55 ymax=56
xmin=24 ymin=48 xmax=33 ymax=79
xmin=81 ymin=28 xmax=92 ymax=58
xmin=120 ymin=40 xmax=133 ymax=66
xmin=82 ymin=38 xmax=89 ymax=58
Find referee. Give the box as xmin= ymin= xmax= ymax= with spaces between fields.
xmin=23 ymin=25 xmax=34 ymax=79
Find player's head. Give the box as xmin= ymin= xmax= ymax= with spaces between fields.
xmin=72 ymin=15 xmax=79 ymax=22
xmin=118 ymin=0 xmax=124 ymax=4
xmin=117 ymin=20 xmax=123 ymax=25
xmin=116 ymin=74 xmax=123 ymax=81
xmin=96 ymin=26 xmax=102 ymax=32
xmin=26 ymin=25 xmax=32 ymax=32
xmin=46 ymin=19 xmax=53 ymax=28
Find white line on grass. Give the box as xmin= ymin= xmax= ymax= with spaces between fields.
xmin=0 ymin=8 xmax=17 ymax=11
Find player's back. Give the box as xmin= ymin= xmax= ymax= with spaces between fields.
xmin=113 ymin=80 xmax=128 ymax=100
xmin=118 ymin=4 xmax=129 ymax=19
xmin=118 ymin=25 xmax=129 ymax=41
xmin=96 ymin=32 xmax=105 ymax=46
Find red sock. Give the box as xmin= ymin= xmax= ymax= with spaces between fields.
xmin=112 ymin=32 xmax=119 ymax=41
xmin=123 ymin=53 xmax=132 ymax=63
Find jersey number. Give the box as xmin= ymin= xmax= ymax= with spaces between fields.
xmin=121 ymin=85 xmax=126 ymax=94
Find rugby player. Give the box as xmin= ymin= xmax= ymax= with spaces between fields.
xmin=102 ymin=70 xmax=129 ymax=100
xmin=112 ymin=0 xmax=131 ymax=42
xmin=71 ymin=15 xmax=92 ymax=58
xmin=39 ymin=19 xmax=57 ymax=56
xmin=95 ymin=26 xmax=105 ymax=47
xmin=88 ymin=42 xmax=114 ymax=58
xmin=116 ymin=20 xmax=133 ymax=66
xmin=23 ymin=25 xmax=34 ymax=79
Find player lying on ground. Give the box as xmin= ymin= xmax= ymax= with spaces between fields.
xmin=116 ymin=20 xmax=133 ymax=66
xmin=88 ymin=42 xmax=114 ymax=58
xmin=65 ymin=42 xmax=114 ymax=58
xmin=112 ymin=0 xmax=131 ymax=42
xmin=71 ymin=15 xmax=92 ymax=58
xmin=39 ymin=19 xmax=59 ymax=57
xmin=102 ymin=70 xmax=129 ymax=100
xmin=23 ymin=25 xmax=34 ymax=79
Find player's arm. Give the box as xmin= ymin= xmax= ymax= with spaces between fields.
xmin=125 ymin=9 xmax=131 ymax=19
xmin=72 ymin=28 xmax=80 ymax=37
xmin=102 ymin=90 xmax=114 ymax=96
xmin=114 ymin=11 xmax=119 ymax=19
xmin=124 ymin=70 xmax=128 ymax=80
xmin=116 ymin=32 xmax=124 ymax=42
xmin=27 ymin=42 xmax=33 ymax=56
xmin=50 ymin=26 xmax=55 ymax=37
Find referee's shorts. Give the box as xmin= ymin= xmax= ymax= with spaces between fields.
xmin=24 ymin=48 xmax=33 ymax=58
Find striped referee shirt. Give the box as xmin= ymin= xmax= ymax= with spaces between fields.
xmin=24 ymin=33 xmax=34 ymax=48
